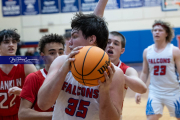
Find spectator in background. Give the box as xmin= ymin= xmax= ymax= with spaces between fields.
xmin=25 ymin=48 xmax=33 ymax=56
xmin=63 ymin=31 xmax=71 ymax=55
xmin=33 ymin=47 xmax=40 ymax=56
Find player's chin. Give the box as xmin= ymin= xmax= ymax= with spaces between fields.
xmin=7 ymin=53 xmax=16 ymax=56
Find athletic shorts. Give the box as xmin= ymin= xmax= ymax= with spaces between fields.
xmin=146 ymin=92 xmax=180 ymax=118
xmin=0 ymin=114 xmax=18 ymax=120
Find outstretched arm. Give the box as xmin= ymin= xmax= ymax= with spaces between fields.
xmin=125 ymin=67 xmax=147 ymax=94
xmin=94 ymin=0 xmax=109 ymax=17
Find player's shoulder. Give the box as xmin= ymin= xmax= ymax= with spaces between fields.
xmin=172 ymin=45 xmax=180 ymax=56
xmin=143 ymin=48 xmax=149 ymax=57
xmin=144 ymin=44 xmax=154 ymax=52
xmin=125 ymin=66 xmax=137 ymax=76
xmin=144 ymin=48 xmax=148 ymax=53
xmin=113 ymin=63 xmax=124 ymax=76
xmin=172 ymin=45 xmax=180 ymax=52
xmin=112 ymin=64 xmax=125 ymax=86
xmin=25 ymin=70 xmax=40 ymax=81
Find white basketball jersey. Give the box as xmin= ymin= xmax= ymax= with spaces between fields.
xmin=52 ymin=72 xmax=100 ymax=120
xmin=147 ymin=43 xmax=180 ymax=95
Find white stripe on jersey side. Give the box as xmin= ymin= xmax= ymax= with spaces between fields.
xmin=117 ymin=61 xmax=122 ymax=68
xmin=40 ymin=69 xmax=47 ymax=78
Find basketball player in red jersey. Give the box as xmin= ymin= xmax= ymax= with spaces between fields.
xmin=37 ymin=0 xmax=125 ymax=120
xmin=0 ymin=29 xmax=37 ymax=120
xmin=18 ymin=34 xmax=65 ymax=120
xmin=105 ymin=31 xmax=147 ymax=119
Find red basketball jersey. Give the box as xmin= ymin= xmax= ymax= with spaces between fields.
xmin=118 ymin=61 xmax=129 ymax=88
xmin=116 ymin=61 xmax=129 ymax=114
xmin=118 ymin=61 xmax=129 ymax=74
xmin=20 ymin=69 xmax=54 ymax=112
xmin=0 ymin=64 xmax=26 ymax=116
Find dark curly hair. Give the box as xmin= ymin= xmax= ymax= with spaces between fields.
xmin=38 ymin=34 xmax=65 ymax=53
xmin=71 ymin=12 xmax=109 ymax=50
xmin=0 ymin=29 xmax=20 ymax=44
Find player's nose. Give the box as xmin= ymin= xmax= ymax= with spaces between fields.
xmin=109 ymin=42 xmax=114 ymax=48
xmin=69 ymin=38 xmax=73 ymax=46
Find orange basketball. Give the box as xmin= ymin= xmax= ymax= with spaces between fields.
xmin=71 ymin=46 xmax=111 ymax=87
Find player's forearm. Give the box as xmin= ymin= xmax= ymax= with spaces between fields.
xmin=125 ymin=75 xmax=147 ymax=94
xmin=140 ymin=72 xmax=149 ymax=84
xmin=94 ymin=0 xmax=108 ymax=17
xmin=18 ymin=108 xmax=52 ymax=120
xmin=38 ymin=69 xmax=67 ymax=110
xmin=99 ymin=90 xmax=120 ymax=120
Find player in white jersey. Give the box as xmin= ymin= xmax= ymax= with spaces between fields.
xmin=135 ymin=20 xmax=180 ymax=120
xmin=37 ymin=0 xmax=125 ymax=120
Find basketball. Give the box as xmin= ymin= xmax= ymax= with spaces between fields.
xmin=71 ymin=46 xmax=111 ymax=87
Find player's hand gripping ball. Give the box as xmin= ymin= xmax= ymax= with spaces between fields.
xmin=71 ymin=46 xmax=111 ymax=87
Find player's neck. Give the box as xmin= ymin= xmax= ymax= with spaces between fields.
xmin=0 ymin=64 xmax=14 ymax=74
xmin=113 ymin=59 xmax=120 ymax=67
xmin=154 ymin=40 xmax=167 ymax=50
xmin=44 ymin=65 xmax=50 ymax=72
xmin=0 ymin=64 xmax=14 ymax=68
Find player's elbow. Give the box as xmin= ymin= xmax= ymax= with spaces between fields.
xmin=139 ymin=85 xmax=147 ymax=94
xmin=18 ymin=108 xmax=27 ymax=120
xmin=37 ymin=100 xmax=48 ymax=111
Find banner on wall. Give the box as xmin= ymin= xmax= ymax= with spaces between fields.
xmin=2 ymin=0 xmax=20 ymax=17
xmin=22 ymin=0 xmax=39 ymax=15
xmin=60 ymin=0 xmax=79 ymax=13
xmin=143 ymin=0 xmax=161 ymax=6
xmin=80 ymin=0 xmax=98 ymax=11
xmin=122 ymin=0 xmax=143 ymax=8
xmin=105 ymin=0 xmax=121 ymax=9
xmin=41 ymin=0 xmax=59 ymax=14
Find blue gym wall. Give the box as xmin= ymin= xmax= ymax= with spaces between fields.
xmin=120 ymin=27 xmax=180 ymax=63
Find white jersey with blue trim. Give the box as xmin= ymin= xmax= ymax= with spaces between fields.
xmin=147 ymin=43 xmax=180 ymax=95
xmin=52 ymin=71 xmax=100 ymax=120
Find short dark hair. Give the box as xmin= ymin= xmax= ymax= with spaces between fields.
xmin=38 ymin=34 xmax=65 ymax=53
xmin=71 ymin=12 xmax=109 ymax=50
xmin=63 ymin=31 xmax=71 ymax=40
xmin=0 ymin=29 xmax=20 ymax=44
xmin=110 ymin=31 xmax=126 ymax=48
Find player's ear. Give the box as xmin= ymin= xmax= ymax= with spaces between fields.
xmin=88 ymin=35 xmax=96 ymax=45
xmin=121 ymin=48 xmax=125 ymax=54
xmin=165 ymin=32 xmax=168 ymax=37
